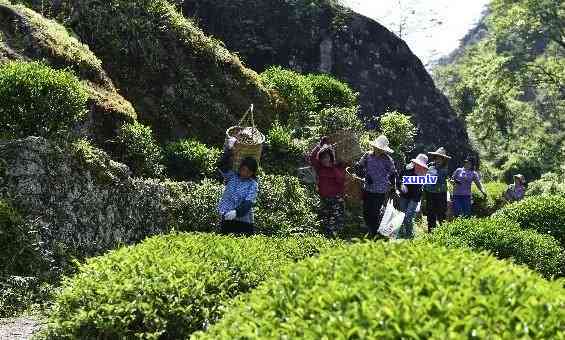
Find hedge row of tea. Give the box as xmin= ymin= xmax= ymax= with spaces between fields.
xmin=195 ymin=242 xmax=565 ymax=339
xmin=45 ymin=234 xmax=341 ymax=339
xmin=425 ymin=217 xmax=564 ymax=278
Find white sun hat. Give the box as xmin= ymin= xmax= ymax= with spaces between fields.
xmin=411 ymin=153 xmax=429 ymax=169
xmin=369 ymin=135 xmax=394 ymax=154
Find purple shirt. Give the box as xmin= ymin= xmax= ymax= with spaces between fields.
xmin=452 ymin=168 xmax=480 ymax=196
xmin=358 ymin=153 xmax=396 ymax=194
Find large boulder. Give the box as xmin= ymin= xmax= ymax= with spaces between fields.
xmin=181 ymin=0 xmax=474 ymax=163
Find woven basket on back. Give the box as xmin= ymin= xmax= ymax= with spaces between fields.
xmin=329 ymin=130 xmax=362 ymax=165
xmin=345 ymin=167 xmax=364 ymax=203
xmin=225 ymin=104 xmax=265 ymax=171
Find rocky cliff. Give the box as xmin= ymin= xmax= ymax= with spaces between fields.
xmin=181 ymin=0 xmax=474 ymax=162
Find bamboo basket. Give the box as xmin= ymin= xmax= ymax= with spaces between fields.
xmin=225 ymin=105 xmax=265 ymax=171
xmin=345 ymin=167 xmax=364 ymax=203
xmin=329 ymin=130 xmax=362 ymax=165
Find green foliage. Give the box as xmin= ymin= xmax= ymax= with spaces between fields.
xmin=114 ymin=122 xmax=164 ymax=178
xmin=255 ymin=174 xmax=320 ymax=236
xmin=262 ymin=121 xmax=305 ymax=176
xmin=0 ymin=276 xmax=54 ymax=318
xmin=314 ymin=106 xmax=363 ymax=136
xmin=0 ymin=61 xmax=87 ymax=138
xmin=307 ymin=73 xmax=358 ymax=110
xmin=197 ymin=242 xmax=565 ymax=339
xmin=46 ymin=233 xmax=340 ymax=339
xmin=527 ymin=172 xmax=565 ymax=196
xmin=0 ymin=200 xmax=45 ymax=277
xmin=378 ymin=111 xmax=417 ymax=153
xmin=471 ymin=181 xmax=508 ymax=217
xmin=260 ymin=66 xmax=318 ymax=127
xmin=494 ymin=195 xmax=565 ymax=247
xmin=426 ymin=217 xmax=564 ymax=278
xmin=163 ymin=139 xmax=221 ymax=181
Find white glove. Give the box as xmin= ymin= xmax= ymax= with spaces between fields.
xmin=401 ymin=184 xmax=408 ymax=194
xmin=224 ymin=210 xmax=237 ymax=221
xmin=227 ymin=137 xmax=237 ymax=149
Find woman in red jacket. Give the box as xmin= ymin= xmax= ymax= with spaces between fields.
xmin=309 ymin=136 xmax=346 ymax=237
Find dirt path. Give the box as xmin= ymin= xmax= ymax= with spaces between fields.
xmin=0 ymin=317 xmax=42 ymax=340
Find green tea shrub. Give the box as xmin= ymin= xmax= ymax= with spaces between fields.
xmin=197 ymin=242 xmax=565 ymax=339
xmin=494 ymin=195 xmax=565 ymax=246
xmin=0 ymin=62 xmax=87 ymax=138
xmin=163 ymin=139 xmax=221 ymax=181
xmin=255 ymin=174 xmax=320 ymax=235
xmin=260 ymin=66 xmax=318 ymax=127
xmin=314 ymin=106 xmax=363 ymax=136
xmin=378 ymin=111 xmax=417 ymax=153
xmin=527 ymin=172 xmax=565 ymax=197
xmin=471 ymin=181 xmax=507 ymax=216
xmin=0 ymin=200 xmax=45 ymax=277
xmin=45 ymin=233 xmax=340 ymax=339
xmin=426 ymin=217 xmax=564 ymax=278
xmin=114 ymin=121 xmax=164 ymax=178
xmin=307 ymin=73 xmax=358 ymax=110
xmin=262 ymin=122 xmax=305 ymax=176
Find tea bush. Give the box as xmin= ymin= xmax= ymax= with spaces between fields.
xmin=426 ymin=217 xmax=564 ymax=278
xmin=527 ymin=172 xmax=565 ymax=197
xmin=307 ymin=73 xmax=358 ymax=110
xmin=113 ymin=121 xmax=164 ymax=178
xmin=164 ymin=139 xmax=221 ymax=181
xmin=0 ymin=62 xmax=87 ymax=138
xmin=494 ymin=195 xmax=565 ymax=247
xmin=314 ymin=106 xmax=364 ymax=136
xmin=260 ymin=66 xmax=318 ymax=127
xmin=45 ymin=233 xmax=340 ymax=339
xmin=262 ymin=122 xmax=305 ymax=176
xmin=471 ymin=181 xmax=507 ymax=216
xmin=197 ymin=242 xmax=565 ymax=339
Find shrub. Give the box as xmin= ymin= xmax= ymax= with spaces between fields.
xmin=527 ymin=172 xmax=565 ymax=197
xmin=471 ymin=181 xmax=508 ymax=216
xmin=378 ymin=111 xmax=417 ymax=154
xmin=500 ymin=154 xmax=544 ymax=184
xmin=260 ymin=66 xmax=318 ymax=127
xmin=426 ymin=217 xmax=564 ymax=278
xmin=0 ymin=276 xmax=55 ymax=318
xmin=306 ymin=73 xmax=358 ymax=110
xmin=494 ymin=195 xmax=565 ymax=246
xmin=163 ymin=139 xmax=221 ymax=181
xmin=114 ymin=121 xmax=164 ymax=178
xmin=0 ymin=62 xmax=87 ymax=138
xmin=314 ymin=106 xmax=364 ymax=136
xmin=262 ymin=122 xmax=305 ymax=176
xmin=255 ymin=174 xmax=320 ymax=236
xmin=45 ymin=233 xmax=340 ymax=339
xmin=0 ymin=200 xmax=45 ymax=277
xmin=197 ymin=242 xmax=565 ymax=339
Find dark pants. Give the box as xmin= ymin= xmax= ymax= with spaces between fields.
xmin=425 ymin=191 xmax=447 ymax=232
xmin=363 ymin=192 xmax=386 ymax=236
xmin=452 ymin=195 xmax=472 ymax=218
xmin=220 ymin=220 xmax=254 ymax=236
xmin=320 ymin=196 xmax=345 ymax=237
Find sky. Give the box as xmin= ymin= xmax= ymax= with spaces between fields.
xmin=340 ymin=0 xmax=491 ymax=69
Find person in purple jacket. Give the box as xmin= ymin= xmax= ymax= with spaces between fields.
xmin=353 ymin=135 xmax=397 ymax=237
xmin=451 ymin=157 xmax=487 ymax=217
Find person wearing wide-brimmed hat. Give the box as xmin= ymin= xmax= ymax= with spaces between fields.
xmin=353 ymin=135 xmax=397 ymax=237
xmin=504 ymin=174 xmax=526 ymax=202
xmin=396 ymin=153 xmax=429 ymax=239
xmin=451 ymin=157 xmax=487 ymax=217
xmin=423 ymin=147 xmax=451 ymax=232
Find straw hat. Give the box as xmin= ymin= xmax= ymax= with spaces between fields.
xmin=411 ymin=154 xmax=429 ymax=169
xmin=514 ymin=174 xmax=526 ymax=184
xmin=427 ymin=147 xmax=452 ymax=159
xmin=369 ymin=135 xmax=394 ymax=154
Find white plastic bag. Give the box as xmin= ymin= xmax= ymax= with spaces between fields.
xmin=379 ymin=200 xmax=405 ymax=238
